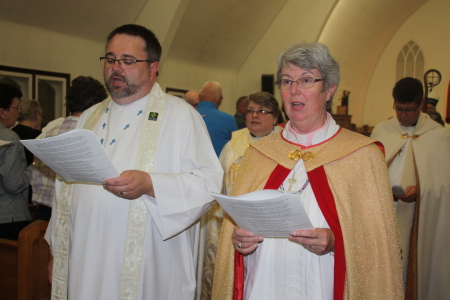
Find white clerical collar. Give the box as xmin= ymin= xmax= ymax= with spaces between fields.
xmin=111 ymin=93 xmax=150 ymax=108
xmin=400 ymin=125 xmax=415 ymax=134
xmin=251 ymin=127 xmax=278 ymax=141
xmin=283 ymin=113 xmax=339 ymax=146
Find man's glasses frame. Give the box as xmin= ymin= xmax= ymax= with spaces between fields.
xmin=393 ymin=102 xmax=421 ymax=114
xmin=100 ymin=57 xmax=154 ymax=69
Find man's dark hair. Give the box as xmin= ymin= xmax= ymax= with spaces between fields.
xmin=236 ymin=96 xmax=248 ymax=107
xmin=106 ymin=24 xmax=162 ymax=62
xmin=66 ymin=76 xmax=108 ymax=113
xmin=0 ymin=82 xmax=22 ymax=109
xmin=392 ymin=77 xmax=423 ymax=105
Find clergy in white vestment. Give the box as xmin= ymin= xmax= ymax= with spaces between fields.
xmin=212 ymin=43 xmax=403 ymax=300
xmin=45 ymin=24 xmax=223 ymax=300
xmin=200 ymin=92 xmax=283 ymax=299
xmin=371 ymin=77 xmax=450 ymax=300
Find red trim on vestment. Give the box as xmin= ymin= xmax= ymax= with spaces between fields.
xmin=264 ymin=164 xmax=292 ymax=190
xmin=233 ymin=164 xmax=347 ymax=300
xmin=374 ymin=141 xmax=385 ymax=154
xmin=233 ymin=250 xmax=244 ymax=300
xmin=232 ymin=164 xmax=291 ymax=300
xmin=279 ymin=127 xmax=342 ymax=149
xmin=308 ymin=166 xmax=345 ymax=300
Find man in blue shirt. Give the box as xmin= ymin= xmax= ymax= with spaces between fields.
xmin=197 ymin=81 xmax=238 ymax=156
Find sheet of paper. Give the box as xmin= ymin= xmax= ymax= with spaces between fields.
xmin=392 ymin=184 xmax=406 ymax=196
xmin=212 ymin=189 xmax=313 ymax=237
xmin=21 ymin=129 xmax=119 ymax=184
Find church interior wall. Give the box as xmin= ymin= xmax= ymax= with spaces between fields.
xmin=157 ymin=57 xmax=237 ymax=112
xmin=234 ymin=0 xmax=336 ymax=113
xmin=363 ymin=0 xmax=450 ymax=127
xmin=0 ymin=0 xmax=448 ymax=127
xmin=0 ymin=20 xmax=104 ymax=85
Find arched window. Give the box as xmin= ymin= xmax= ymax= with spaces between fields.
xmin=396 ymin=41 xmax=424 ymax=81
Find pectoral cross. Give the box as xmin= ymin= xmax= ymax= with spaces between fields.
xmin=287 ymin=175 xmax=297 ymax=191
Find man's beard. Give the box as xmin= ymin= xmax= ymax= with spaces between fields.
xmin=106 ymin=72 xmax=146 ymax=99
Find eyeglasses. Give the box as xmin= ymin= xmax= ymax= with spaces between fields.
xmin=100 ymin=57 xmax=154 ymax=69
xmin=246 ymin=109 xmax=273 ymax=116
xmin=9 ymin=105 xmax=22 ymax=110
xmin=393 ymin=102 xmax=421 ymax=114
xmin=275 ymin=77 xmax=323 ymax=90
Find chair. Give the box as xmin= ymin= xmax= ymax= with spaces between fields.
xmin=0 ymin=220 xmax=51 ymax=300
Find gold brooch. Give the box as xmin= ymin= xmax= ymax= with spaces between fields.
xmin=302 ymin=151 xmax=315 ymax=161
xmin=401 ymin=134 xmax=419 ymax=140
xmin=288 ymin=150 xmax=315 ymax=161
xmin=289 ymin=150 xmax=302 ymax=161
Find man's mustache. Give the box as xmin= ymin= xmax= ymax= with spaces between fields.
xmin=109 ymin=72 xmax=127 ymax=83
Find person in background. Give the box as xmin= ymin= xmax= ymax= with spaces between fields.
xmin=31 ymin=76 xmax=108 ymax=221
xmin=197 ymin=81 xmax=238 ymax=156
xmin=234 ymin=96 xmax=248 ymax=129
xmin=12 ymin=98 xmax=42 ymax=165
xmin=371 ymin=77 xmax=450 ymax=300
xmin=0 ymin=82 xmax=31 ymax=240
xmin=183 ymin=90 xmax=201 ymax=108
xmin=212 ymin=43 xmax=403 ymax=300
xmin=200 ymin=91 xmax=282 ymax=299
xmin=427 ymin=110 xmax=445 ymax=126
xmin=12 ymin=99 xmax=43 ymax=204
xmin=45 ymin=24 xmax=222 ymax=300
xmin=221 ymin=92 xmax=283 ymax=195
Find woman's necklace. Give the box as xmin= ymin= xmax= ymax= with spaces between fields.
xmin=279 ymin=163 xmax=310 ymax=195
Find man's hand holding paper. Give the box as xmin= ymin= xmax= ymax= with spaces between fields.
xmin=103 ymin=170 xmax=154 ymax=199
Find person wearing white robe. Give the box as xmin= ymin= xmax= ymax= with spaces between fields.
xmin=371 ymin=77 xmax=450 ymax=300
xmin=213 ymin=43 xmax=403 ymax=300
xmin=46 ymin=24 xmax=222 ymax=300
xmin=200 ymin=92 xmax=282 ymax=299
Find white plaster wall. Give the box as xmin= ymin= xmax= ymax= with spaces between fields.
xmin=158 ymin=0 xmax=336 ymax=115
xmin=363 ymin=0 xmax=450 ymax=127
xmin=157 ymin=58 xmax=237 ymax=114
xmin=0 ymin=20 xmax=104 ymax=82
xmin=236 ymin=0 xmax=336 ymax=108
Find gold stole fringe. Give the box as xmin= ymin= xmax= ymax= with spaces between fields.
xmin=51 ymin=84 xmax=166 ymax=300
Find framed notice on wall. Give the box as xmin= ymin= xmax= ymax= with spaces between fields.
xmin=166 ymin=87 xmax=188 ymax=98
xmin=0 ymin=65 xmax=70 ymax=126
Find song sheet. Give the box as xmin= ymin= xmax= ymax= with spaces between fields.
xmin=21 ymin=129 xmax=119 ymax=184
xmin=392 ymin=184 xmax=406 ymax=196
xmin=212 ymin=189 xmax=313 ymax=237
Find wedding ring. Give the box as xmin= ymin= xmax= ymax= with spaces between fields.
xmin=238 ymin=242 xmax=242 ymax=249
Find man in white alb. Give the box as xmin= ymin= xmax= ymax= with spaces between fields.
xmin=371 ymin=77 xmax=450 ymax=300
xmin=45 ymin=24 xmax=223 ymax=300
